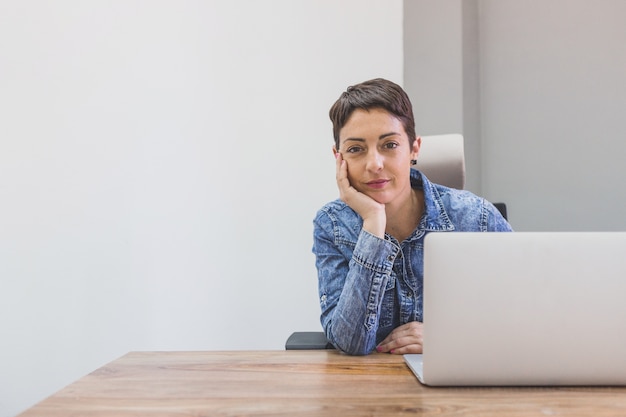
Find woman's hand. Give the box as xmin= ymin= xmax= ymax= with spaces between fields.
xmin=376 ymin=321 xmax=424 ymax=354
xmin=335 ymin=152 xmax=386 ymax=238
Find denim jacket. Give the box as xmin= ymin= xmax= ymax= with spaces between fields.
xmin=312 ymin=169 xmax=513 ymax=355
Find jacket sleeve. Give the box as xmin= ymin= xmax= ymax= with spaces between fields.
xmin=312 ymin=211 xmax=399 ymax=355
xmin=484 ymin=200 xmax=514 ymax=232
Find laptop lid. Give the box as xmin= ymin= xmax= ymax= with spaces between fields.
xmin=409 ymin=232 xmax=626 ymax=386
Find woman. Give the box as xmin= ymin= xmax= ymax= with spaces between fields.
xmin=313 ymin=78 xmax=512 ymax=356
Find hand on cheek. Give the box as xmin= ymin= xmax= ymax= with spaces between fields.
xmin=334 ymin=152 xmax=386 ymax=238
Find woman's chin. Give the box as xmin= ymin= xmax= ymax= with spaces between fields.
xmin=362 ymin=191 xmax=391 ymax=205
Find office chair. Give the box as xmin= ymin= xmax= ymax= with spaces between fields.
xmin=286 ymin=134 xmax=507 ymax=349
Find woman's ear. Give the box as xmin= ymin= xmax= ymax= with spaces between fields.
xmin=412 ymin=136 xmax=422 ymax=160
xmin=332 ymin=146 xmax=338 ymax=157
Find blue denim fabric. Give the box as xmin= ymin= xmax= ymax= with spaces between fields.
xmin=312 ymin=169 xmax=513 ymax=355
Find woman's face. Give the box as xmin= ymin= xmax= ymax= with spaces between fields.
xmin=335 ymin=108 xmax=420 ymax=205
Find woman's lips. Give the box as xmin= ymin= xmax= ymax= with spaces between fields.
xmin=366 ymin=179 xmax=389 ymax=189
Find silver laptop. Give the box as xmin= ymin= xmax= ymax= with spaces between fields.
xmin=405 ymin=232 xmax=626 ymax=386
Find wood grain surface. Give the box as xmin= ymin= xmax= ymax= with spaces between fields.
xmin=17 ymin=350 xmax=626 ymax=416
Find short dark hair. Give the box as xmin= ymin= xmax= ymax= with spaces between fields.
xmin=329 ymin=78 xmax=416 ymax=149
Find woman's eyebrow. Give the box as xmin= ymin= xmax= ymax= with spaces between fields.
xmin=379 ymin=132 xmax=401 ymax=140
xmin=341 ymin=132 xmax=401 ymax=146
xmin=343 ymin=132 xmax=400 ymax=143
xmin=343 ymin=137 xmax=366 ymax=143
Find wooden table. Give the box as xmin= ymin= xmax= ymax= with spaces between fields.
xmin=17 ymin=350 xmax=626 ymax=416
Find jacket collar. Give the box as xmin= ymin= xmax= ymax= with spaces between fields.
xmin=410 ymin=169 xmax=455 ymax=232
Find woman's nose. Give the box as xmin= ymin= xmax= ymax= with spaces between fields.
xmin=366 ymin=150 xmax=383 ymax=171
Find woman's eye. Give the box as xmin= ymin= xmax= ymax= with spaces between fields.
xmin=346 ymin=146 xmax=363 ymax=154
xmin=383 ymin=142 xmax=399 ymax=150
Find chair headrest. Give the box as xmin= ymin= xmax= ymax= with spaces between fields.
xmin=414 ymin=134 xmax=465 ymax=190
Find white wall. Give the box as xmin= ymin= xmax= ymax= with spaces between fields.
xmin=480 ymin=0 xmax=626 ymax=230
xmin=405 ymin=0 xmax=626 ymax=231
xmin=0 ymin=1 xmax=403 ymax=416
xmin=404 ymin=0 xmax=482 ymax=193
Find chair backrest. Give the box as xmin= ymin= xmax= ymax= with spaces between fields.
xmin=415 ymin=134 xmax=465 ymax=190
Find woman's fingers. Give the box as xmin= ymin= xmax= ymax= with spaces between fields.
xmin=376 ymin=322 xmax=424 ymax=354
